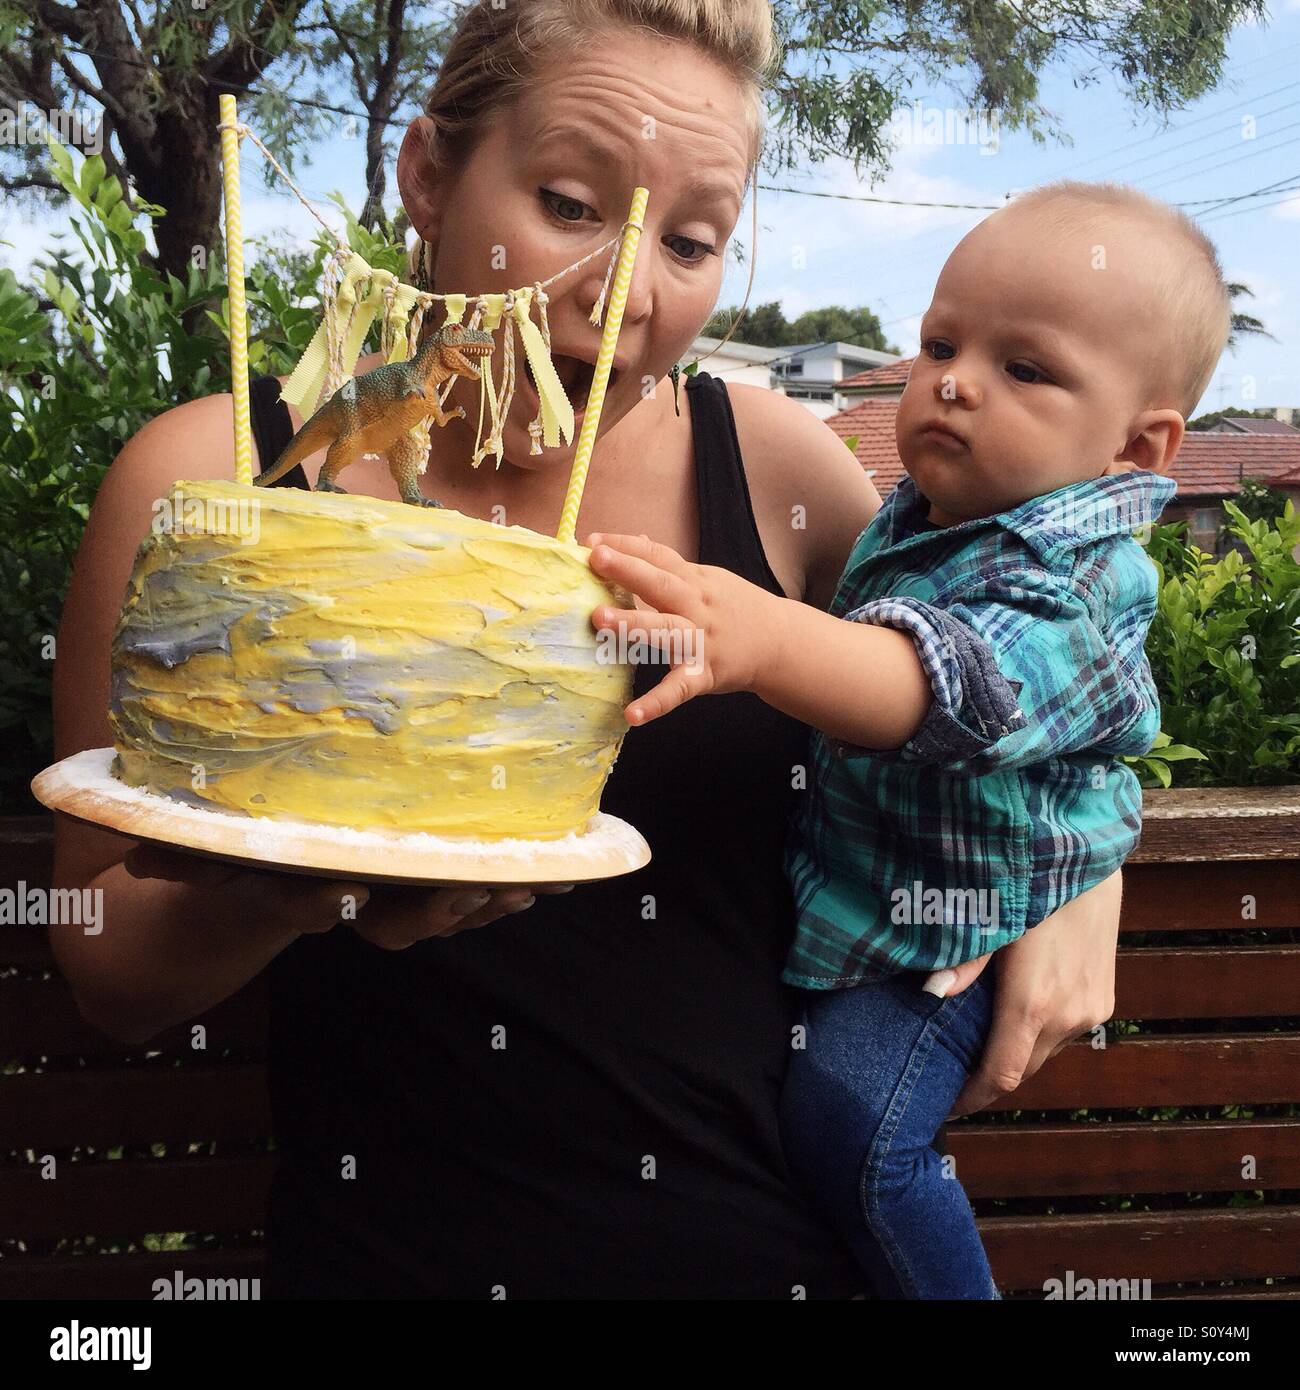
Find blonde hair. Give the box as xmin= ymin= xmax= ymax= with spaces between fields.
xmin=410 ymin=0 xmax=776 ymax=283
xmin=1003 ymin=180 xmax=1231 ymax=416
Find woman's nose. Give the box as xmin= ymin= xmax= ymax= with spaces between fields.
xmin=620 ymin=250 xmax=653 ymax=325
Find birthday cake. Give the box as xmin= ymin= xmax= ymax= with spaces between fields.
xmin=107 ymin=480 xmax=632 ymax=841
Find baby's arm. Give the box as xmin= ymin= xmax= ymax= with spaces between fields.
xmin=586 ymin=532 xmax=931 ymax=747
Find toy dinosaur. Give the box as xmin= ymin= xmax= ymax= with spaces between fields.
xmin=254 ymin=322 xmax=495 ymax=506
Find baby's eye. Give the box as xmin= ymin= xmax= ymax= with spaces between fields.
xmin=539 ymin=188 xmax=594 ymax=224
xmin=922 ymin=338 xmax=955 ymax=361
xmin=1007 ymin=361 xmax=1045 ymax=384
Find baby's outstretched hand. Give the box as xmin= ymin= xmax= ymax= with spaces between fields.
xmin=586 ymin=532 xmax=778 ymax=726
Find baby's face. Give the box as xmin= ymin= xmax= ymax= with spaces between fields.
xmin=896 ymin=209 xmax=1171 ymax=525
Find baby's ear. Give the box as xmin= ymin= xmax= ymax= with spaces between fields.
xmin=1115 ymin=409 xmax=1185 ymax=475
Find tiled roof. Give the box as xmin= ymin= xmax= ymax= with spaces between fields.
xmin=841 ymin=357 xmax=915 ymax=390
xmin=824 ymin=399 xmax=908 ymax=492
xmin=825 ymin=401 xmax=1300 ymax=501
xmin=1167 ymin=435 xmax=1300 ymax=497
xmin=1269 ymin=463 xmax=1300 ymax=487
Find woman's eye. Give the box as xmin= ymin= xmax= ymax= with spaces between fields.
xmin=923 ymin=338 xmax=955 ymax=361
xmin=663 ymin=233 xmax=715 ymax=264
xmin=1007 ymin=361 xmax=1044 ymax=384
xmin=539 ymin=188 xmax=592 ymax=224
xmin=540 ymin=188 xmax=714 ymax=263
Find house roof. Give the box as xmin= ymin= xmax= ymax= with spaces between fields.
xmin=1216 ymin=416 xmax=1300 ymax=436
xmin=781 ymin=341 xmax=899 ymax=365
xmin=825 ymin=399 xmax=1300 ymax=502
xmin=689 ymin=335 xmax=785 ymax=364
xmin=841 ymin=357 xmax=916 ymax=391
xmin=1166 ymin=435 xmax=1300 ymax=497
xmin=823 ymin=399 xmax=908 ymax=493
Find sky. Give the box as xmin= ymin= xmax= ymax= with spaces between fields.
xmin=4 ymin=4 xmax=1298 ymax=420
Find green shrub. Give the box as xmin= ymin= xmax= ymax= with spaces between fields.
xmin=0 ymin=145 xmax=402 ymax=811
xmin=1138 ymin=503 xmax=1300 ymax=787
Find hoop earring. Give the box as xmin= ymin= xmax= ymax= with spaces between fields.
xmin=414 ymin=240 xmax=432 ymax=291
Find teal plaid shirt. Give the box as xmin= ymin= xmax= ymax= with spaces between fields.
xmin=783 ymin=469 xmax=1176 ymax=990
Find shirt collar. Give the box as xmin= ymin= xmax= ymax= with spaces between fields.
xmin=879 ymin=470 xmax=1178 ymax=565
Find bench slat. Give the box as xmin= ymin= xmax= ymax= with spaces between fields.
xmin=1132 ymin=788 xmax=1300 ymax=862
xmin=1116 ymin=946 xmax=1300 ymax=1018
xmin=0 ymin=1155 xmax=275 ymax=1240
xmin=0 ymin=977 xmax=267 ymax=1060
xmin=989 ymin=1034 xmax=1300 ymax=1110
xmin=0 ymin=1247 xmax=265 ymax=1301
xmin=951 ymin=1117 xmax=1300 ymax=1196
xmin=0 ymin=1065 xmax=270 ymax=1148
xmin=982 ymin=1206 xmax=1300 ymax=1290
xmin=1120 ymin=860 xmax=1300 ymax=931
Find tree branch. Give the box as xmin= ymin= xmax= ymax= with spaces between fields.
xmin=56 ymin=51 xmax=131 ymax=123
xmin=25 ymin=0 xmax=102 ymax=46
xmin=207 ymin=0 xmax=308 ymax=89
xmin=1 ymin=172 xmax=62 ymax=192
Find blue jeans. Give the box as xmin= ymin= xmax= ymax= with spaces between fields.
xmin=780 ymin=968 xmax=1000 ymax=1299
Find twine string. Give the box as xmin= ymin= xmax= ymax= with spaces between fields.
xmin=223 ymin=112 xmax=630 ymax=469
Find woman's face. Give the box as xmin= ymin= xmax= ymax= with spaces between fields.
xmin=397 ymin=27 xmax=753 ymax=470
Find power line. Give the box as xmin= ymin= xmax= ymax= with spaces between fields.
xmin=1195 ymin=171 xmax=1300 ymax=218
xmin=755 ymin=184 xmax=1001 ymax=210
xmin=53 ymin=43 xmax=1300 ymax=215
xmin=1202 ymin=188 xmax=1300 ymax=223
xmin=1145 ymin=127 xmax=1300 ymax=194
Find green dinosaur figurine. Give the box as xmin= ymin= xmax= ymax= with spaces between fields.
xmin=255 ymin=322 xmax=495 ymax=506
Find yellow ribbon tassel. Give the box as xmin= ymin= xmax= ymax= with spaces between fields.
xmin=512 ymin=287 xmax=574 ymax=450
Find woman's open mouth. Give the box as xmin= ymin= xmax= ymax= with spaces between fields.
xmin=521 ymin=353 xmax=617 ymax=417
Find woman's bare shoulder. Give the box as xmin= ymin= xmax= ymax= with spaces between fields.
xmin=723 ymin=381 xmax=881 ymax=608
xmin=96 ymin=393 xmax=242 ymax=530
xmin=52 ymin=394 xmax=243 ymax=800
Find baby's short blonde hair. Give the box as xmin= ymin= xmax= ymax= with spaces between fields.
xmin=1002 ymin=181 xmax=1231 ymax=417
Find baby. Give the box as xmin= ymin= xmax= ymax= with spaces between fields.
xmin=587 ymin=180 xmax=1231 ymax=1299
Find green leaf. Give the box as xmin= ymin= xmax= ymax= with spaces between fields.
xmin=47 ymin=139 xmax=74 ymax=182
xmin=1156 ymin=744 xmax=1208 ymax=762
xmin=94 ymin=177 xmax=124 ymax=216
xmin=79 ymin=154 xmax=106 ymax=202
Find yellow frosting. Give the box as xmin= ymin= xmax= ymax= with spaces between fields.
xmin=109 ymin=480 xmax=632 ymax=839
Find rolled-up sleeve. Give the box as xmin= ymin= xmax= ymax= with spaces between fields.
xmin=843 ymin=597 xmax=1026 ymax=763
xmin=841 ymin=564 xmax=1160 ymax=773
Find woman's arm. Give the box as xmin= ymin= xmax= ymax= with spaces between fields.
xmin=932 ymin=869 xmax=1122 ymax=1116
xmin=50 ymin=394 xmax=549 ymax=1044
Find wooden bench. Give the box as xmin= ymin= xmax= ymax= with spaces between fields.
xmin=3 ymin=788 xmax=1298 ymax=1299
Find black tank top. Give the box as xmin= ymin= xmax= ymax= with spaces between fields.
xmin=254 ymin=372 xmax=862 ymax=1299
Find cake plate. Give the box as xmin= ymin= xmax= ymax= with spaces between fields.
xmin=33 ymin=749 xmax=651 ymax=887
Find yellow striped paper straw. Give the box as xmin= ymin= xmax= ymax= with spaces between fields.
xmin=218 ymin=95 xmax=253 ymax=487
xmin=556 ymin=187 xmax=649 ymax=545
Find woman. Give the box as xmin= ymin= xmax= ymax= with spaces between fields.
xmin=49 ymin=0 xmax=1120 ymax=1297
